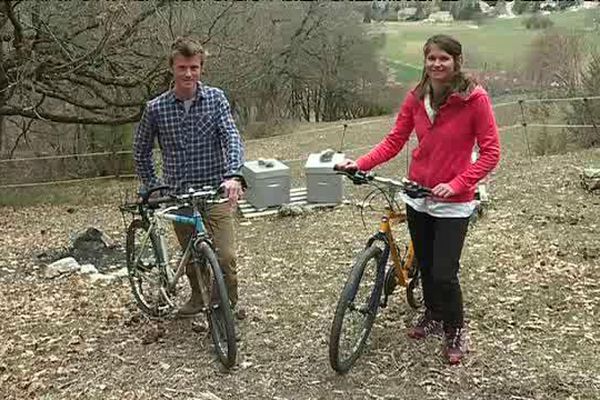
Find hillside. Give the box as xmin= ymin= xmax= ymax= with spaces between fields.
xmin=1 ymin=112 xmax=599 ymax=399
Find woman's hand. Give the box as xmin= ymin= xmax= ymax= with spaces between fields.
xmin=431 ymin=183 xmax=455 ymax=198
xmin=334 ymin=159 xmax=359 ymax=173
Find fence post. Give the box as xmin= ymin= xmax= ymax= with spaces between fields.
xmin=582 ymin=97 xmax=599 ymax=146
xmin=112 ymin=149 xmax=120 ymax=178
xmin=518 ymin=99 xmax=533 ymax=162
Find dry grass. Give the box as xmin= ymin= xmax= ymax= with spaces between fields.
xmin=0 ymin=116 xmax=599 ymax=400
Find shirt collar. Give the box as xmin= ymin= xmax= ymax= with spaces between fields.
xmin=168 ymin=81 xmax=205 ymax=104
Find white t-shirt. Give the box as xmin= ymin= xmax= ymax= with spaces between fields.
xmin=183 ymin=99 xmax=194 ymax=113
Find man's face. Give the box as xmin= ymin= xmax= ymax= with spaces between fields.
xmin=171 ymin=54 xmax=202 ymax=91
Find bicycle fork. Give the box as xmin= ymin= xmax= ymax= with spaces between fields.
xmin=364 ymin=233 xmax=392 ymax=311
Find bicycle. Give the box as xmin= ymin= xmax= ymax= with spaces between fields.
xmin=119 ymin=184 xmax=237 ymax=368
xmin=329 ymin=167 xmax=431 ymax=374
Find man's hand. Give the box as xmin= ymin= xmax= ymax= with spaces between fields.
xmin=221 ymin=178 xmax=244 ymax=210
xmin=431 ymin=183 xmax=455 ymax=199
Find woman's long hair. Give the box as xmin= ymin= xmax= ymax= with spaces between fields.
xmin=415 ymin=34 xmax=478 ymax=110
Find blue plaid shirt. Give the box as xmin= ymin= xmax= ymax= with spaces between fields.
xmin=134 ymin=83 xmax=244 ymax=194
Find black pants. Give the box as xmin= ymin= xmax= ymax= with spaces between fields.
xmin=406 ymin=205 xmax=470 ymax=328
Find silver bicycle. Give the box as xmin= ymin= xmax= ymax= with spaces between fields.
xmin=120 ymin=185 xmax=236 ymax=368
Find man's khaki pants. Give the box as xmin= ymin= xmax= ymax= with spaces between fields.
xmin=173 ymin=203 xmax=238 ymax=306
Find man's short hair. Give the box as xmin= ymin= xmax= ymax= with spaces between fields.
xmin=169 ymin=36 xmax=205 ymax=67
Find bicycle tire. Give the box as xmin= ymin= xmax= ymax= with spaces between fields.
xmin=125 ymin=219 xmax=174 ymax=318
xmin=406 ymin=272 xmax=424 ymax=310
xmin=329 ymin=244 xmax=386 ymax=374
xmin=195 ymin=241 xmax=237 ymax=368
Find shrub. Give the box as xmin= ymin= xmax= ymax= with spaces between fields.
xmin=523 ymin=13 xmax=554 ymax=30
xmin=565 ymin=54 xmax=600 ymax=149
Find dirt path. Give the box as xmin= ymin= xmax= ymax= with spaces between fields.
xmin=1 ymin=143 xmax=599 ymax=399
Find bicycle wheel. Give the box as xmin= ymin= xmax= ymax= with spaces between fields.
xmin=406 ymin=272 xmax=424 ymax=310
xmin=329 ymin=244 xmax=386 ymax=374
xmin=194 ymin=241 xmax=237 ymax=368
xmin=126 ymin=219 xmax=175 ymax=318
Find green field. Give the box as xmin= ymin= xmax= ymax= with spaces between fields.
xmin=377 ymin=9 xmax=596 ymax=83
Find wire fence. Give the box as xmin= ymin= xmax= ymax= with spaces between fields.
xmin=1 ymin=94 xmax=598 ymax=190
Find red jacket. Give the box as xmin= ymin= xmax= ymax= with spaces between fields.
xmin=356 ymin=86 xmax=500 ymax=203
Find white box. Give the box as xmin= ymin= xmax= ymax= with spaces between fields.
xmin=242 ymin=159 xmax=290 ymax=209
xmin=304 ymin=150 xmax=345 ymax=204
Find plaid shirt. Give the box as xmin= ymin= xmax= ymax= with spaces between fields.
xmin=134 ymin=83 xmax=245 ymax=193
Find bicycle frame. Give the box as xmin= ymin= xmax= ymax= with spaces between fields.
xmin=133 ymin=204 xmax=212 ymax=307
xmin=367 ymin=206 xmax=415 ymax=288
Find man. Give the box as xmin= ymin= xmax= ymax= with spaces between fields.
xmin=133 ymin=36 xmax=245 ymax=318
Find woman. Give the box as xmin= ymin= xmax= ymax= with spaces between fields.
xmin=336 ymin=34 xmax=500 ymax=365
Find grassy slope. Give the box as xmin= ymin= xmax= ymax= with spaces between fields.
xmin=378 ymin=10 xmax=594 ymax=83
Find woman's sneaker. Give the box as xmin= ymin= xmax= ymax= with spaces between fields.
xmin=407 ymin=311 xmax=442 ymax=339
xmin=443 ymin=325 xmax=468 ymax=365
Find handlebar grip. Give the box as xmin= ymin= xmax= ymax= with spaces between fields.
xmin=140 ymin=185 xmax=170 ymax=203
xmin=147 ymin=195 xmax=175 ymax=208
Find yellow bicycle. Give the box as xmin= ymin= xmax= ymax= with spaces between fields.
xmin=329 ymin=168 xmax=431 ymax=374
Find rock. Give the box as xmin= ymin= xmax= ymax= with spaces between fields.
xmin=88 ymin=273 xmax=117 ymax=283
xmin=45 ymin=257 xmax=80 ymax=278
xmin=581 ymin=168 xmax=600 ymax=193
xmin=79 ymin=264 xmax=99 ymax=274
xmin=111 ymin=267 xmax=128 ymax=278
xmin=72 ymin=227 xmax=117 ymax=249
xmin=278 ymin=204 xmax=309 ymax=217
xmin=397 ymin=7 xmax=417 ymax=20
xmin=68 ymin=227 xmax=123 ymax=272
xmin=427 ymin=11 xmax=454 ymax=23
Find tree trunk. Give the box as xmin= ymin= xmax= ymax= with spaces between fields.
xmin=0 ymin=116 xmax=4 ymax=158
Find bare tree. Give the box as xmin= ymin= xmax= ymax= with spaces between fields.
xmin=525 ymin=30 xmax=587 ymax=89
xmin=0 ymin=1 xmax=173 ymax=125
xmin=0 ymin=2 xmax=394 ymax=162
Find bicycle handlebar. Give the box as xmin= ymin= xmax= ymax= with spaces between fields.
xmin=333 ymin=165 xmax=432 ymax=199
xmin=121 ymin=185 xmax=227 ymax=213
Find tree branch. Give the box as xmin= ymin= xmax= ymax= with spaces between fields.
xmin=2 ymin=1 xmax=24 ymax=51
xmin=8 ymin=117 xmax=35 ymax=158
xmin=110 ymin=1 xmax=167 ymax=46
xmin=0 ymin=104 xmax=142 ymax=125
xmin=201 ymin=2 xmax=236 ymax=45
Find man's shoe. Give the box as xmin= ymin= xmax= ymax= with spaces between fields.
xmin=177 ymin=295 xmax=204 ymax=317
xmin=407 ymin=311 xmax=442 ymax=339
xmin=444 ymin=325 xmax=468 ymax=365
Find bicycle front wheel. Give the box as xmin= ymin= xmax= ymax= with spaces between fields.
xmin=126 ymin=219 xmax=174 ymax=318
xmin=194 ymin=241 xmax=237 ymax=369
xmin=329 ymin=243 xmax=386 ymax=374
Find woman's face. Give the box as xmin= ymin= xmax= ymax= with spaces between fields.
xmin=425 ymin=44 xmax=456 ymax=83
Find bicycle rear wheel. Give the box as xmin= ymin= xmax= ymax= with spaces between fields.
xmin=407 ymin=273 xmax=424 ymax=310
xmin=126 ymin=219 xmax=175 ymax=318
xmin=329 ymin=244 xmax=386 ymax=374
xmin=194 ymin=241 xmax=237 ymax=368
